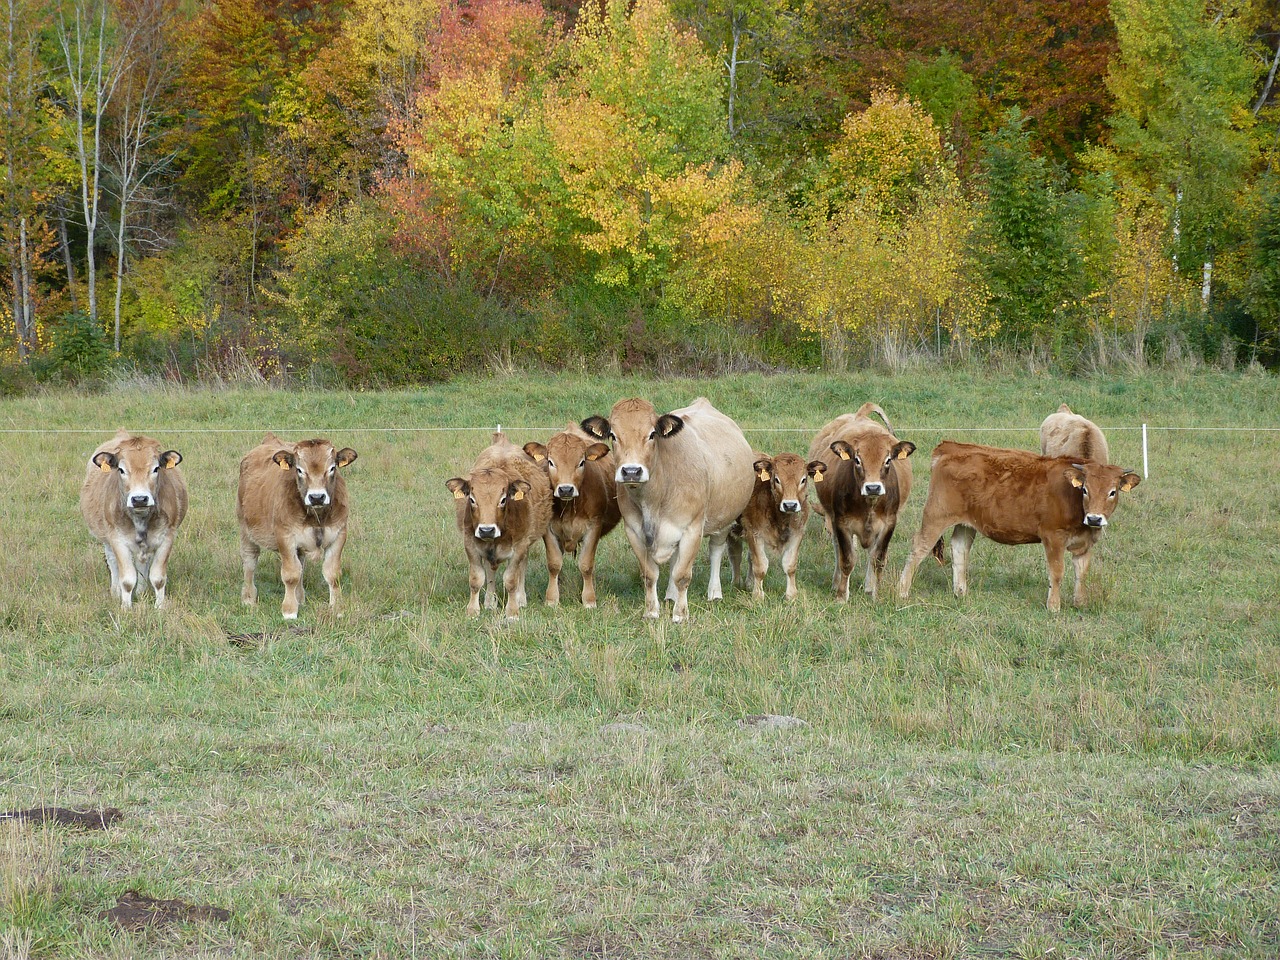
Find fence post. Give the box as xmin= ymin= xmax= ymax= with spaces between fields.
xmin=1142 ymin=423 xmax=1148 ymax=479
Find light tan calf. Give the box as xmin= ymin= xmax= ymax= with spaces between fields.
xmin=581 ymin=397 xmax=755 ymax=622
xmin=447 ymin=432 xmax=553 ymax=619
xmin=1040 ymin=403 xmax=1110 ymax=464
xmin=238 ymin=433 xmax=358 ymax=619
xmin=80 ymin=430 xmax=187 ymax=608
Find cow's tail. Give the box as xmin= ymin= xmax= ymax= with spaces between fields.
xmin=854 ymin=402 xmax=893 ymax=434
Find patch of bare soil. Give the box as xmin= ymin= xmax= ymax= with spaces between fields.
xmin=100 ymin=890 xmax=231 ymax=930
xmin=1 ymin=807 xmax=123 ymax=829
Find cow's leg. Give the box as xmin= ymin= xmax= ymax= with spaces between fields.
xmin=833 ymin=526 xmax=856 ymax=602
xmin=670 ymin=531 xmax=703 ymax=623
xmin=503 ymin=549 xmax=529 ymax=619
xmin=898 ymin=512 xmax=950 ymax=600
xmin=465 ymin=555 xmax=485 ymax=616
xmin=240 ymin=531 xmax=260 ymax=606
xmin=748 ymin=533 xmax=769 ymax=599
xmin=1042 ymin=534 xmax=1067 ymax=613
xmin=726 ymin=529 xmax=745 ymax=589
xmin=483 ymin=561 xmax=499 ymax=610
xmin=950 ymin=524 xmax=976 ymax=597
xmin=1071 ymin=547 xmax=1092 ymax=606
xmin=102 ymin=543 xmax=121 ymax=600
xmin=544 ymin=532 xmax=564 ymax=607
xmin=577 ymin=525 xmax=603 ymax=608
xmin=109 ymin=539 xmax=136 ymax=608
xmin=279 ymin=547 xmax=304 ymax=619
xmin=149 ymin=535 xmax=175 ymax=609
xmin=706 ymin=530 xmax=730 ymax=601
xmin=322 ymin=528 xmax=346 ymax=608
xmin=780 ymin=532 xmax=802 ymax=600
xmin=620 ymin=522 xmax=660 ymax=619
xmin=862 ymin=521 xmax=896 ymax=600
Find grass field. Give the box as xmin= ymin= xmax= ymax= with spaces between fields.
xmin=1 ymin=368 xmax=1278 ymax=959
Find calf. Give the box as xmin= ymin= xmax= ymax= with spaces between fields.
xmin=238 ymin=433 xmax=358 ymax=619
xmin=447 ymin=432 xmax=552 ymax=618
xmin=897 ymin=441 xmax=1141 ymax=611
xmin=523 ymin=425 xmax=620 ymax=608
xmin=80 ymin=430 xmax=187 ymax=608
xmin=581 ymin=397 xmax=754 ymax=622
xmin=806 ymin=403 xmax=915 ymax=601
xmin=731 ymin=452 xmax=824 ymax=599
xmin=1040 ymin=403 xmax=1110 ymax=464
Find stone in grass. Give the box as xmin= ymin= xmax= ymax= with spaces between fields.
xmin=100 ymin=890 xmax=231 ymax=931
xmin=1 ymin=807 xmax=123 ymax=829
xmin=737 ymin=714 xmax=808 ymax=731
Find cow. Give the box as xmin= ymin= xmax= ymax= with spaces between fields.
xmin=446 ymin=432 xmax=552 ymax=619
xmin=523 ymin=425 xmax=620 ymax=608
xmin=80 ymin=430 xmax=187 ymax=609
xmin=730 ymin=452 xmax=824 ymax=600
xmin=897 ymin=441 xmax=1141 ymax=612
xmin=237 ymin=433 xmax=358 ymax=619
xmin=1040 ymin=403 xmax=1110 ymax=464
xmin=581 ymin=397 xmax=754 ymax=622
xmin=806 ymin=403 xmax=916 ymax=601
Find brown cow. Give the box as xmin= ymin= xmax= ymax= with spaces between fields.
xmin=897 ymin=441 xmax=1141 ymax=611
xmin=446 ymin=432 xmax=552 ymax=619
xmin=80 ymin=430 xmax=187 ymax=609
xmin=523 ymin=425 xmax=620 ymax=608
xmin=806 ymin=403 xmax=916 ymax=601
xmin=1040 ymin=403 xmax=1110 ymax=464
xmin=582 ymin=397 xmax=754 ymax=622
xmin=238 ymin=433 xmax=358 ymax=619
xmin=731 ymin=452 xmax=824 ymax=600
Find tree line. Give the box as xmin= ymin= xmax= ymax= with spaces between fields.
xmin=3 ymin=0 xmax=1279 ymax=385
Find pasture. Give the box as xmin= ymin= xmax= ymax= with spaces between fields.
xmin=1 ymin=368 xmax=1279 ymax=959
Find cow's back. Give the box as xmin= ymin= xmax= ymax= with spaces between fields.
xmin=1040 ymin=405 xmax=1109 ymax=464
xmin=661 ymin=398 xmax=754 ymax=533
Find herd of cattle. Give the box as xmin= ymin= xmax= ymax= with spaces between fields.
xmin=79 ymin=401 xmax=1141 ymax=621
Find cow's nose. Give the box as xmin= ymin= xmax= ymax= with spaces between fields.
xmin=130 ymin=494 xmax=152 ymax=508
xmin=475 ymin=524 xmax=499 ymax=540
xmin=619 ymin=464 xmax=644 ymax=482
xmin=1084 ymin=514 xmax=1108 ymax=528
xmin=556 ymin=484 xmax=577 ymax=499
xmin=307 ymin=492 xmax=329 ymax=506
xmin=780 ymin=499 xmax=801 ymax=513
xmin=862 ymin=482 xmax=884 ymax=497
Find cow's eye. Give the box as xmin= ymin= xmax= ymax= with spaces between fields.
xmin=609 ymin=432 xmax=617 ymax=441
xmin=118 ymin=466 xmax=125 ymax=474
xmin=546 ymin=459 xmax=555 ymax=469
xmin=853 ymin=455 xmax=862 ymax=466
xmin=1109 ymin=489 xmax=1117 ymax=498
xmin=648 ymin=430 xmax=656 ymax=441
xmin=1080 ymin=486 xmax=1088 ymax=496
xmin=329 ymin=465 xmax=336 ymax=475
xmin=297 ymin=467 xmax=304 ymax=476
xmin=468 ymin=495 xmax=476 ymax=506
xmin=578 ymin=459 xmax=585 ymax=467
xmin=152 ymin=465 xmax=160 ymax=474
xmin=499 ymin=495 xmax=507 ymax=506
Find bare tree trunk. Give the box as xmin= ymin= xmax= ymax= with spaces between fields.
xmin=726 ymin=16 xmax=740 ymax=139
xmin=1254 ymin=35 xmax=1280 ymax=116
xmin=113 ymin=205 xmax=126 ymax=350
xmin=58 ymin=213 xmax=78 ymax=310
xmin=17 ymin=216 xmax=32 ymax=356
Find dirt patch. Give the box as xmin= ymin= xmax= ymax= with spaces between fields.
xmin=225 ymin=623 xmax=311 ymax=648
xmin=737 ymin=714 xmax=808 ymax=731
xmin=1 ymin=807 xmax=123 ymax=829
xmin=100 ymin=890 xmax=231 ymax=930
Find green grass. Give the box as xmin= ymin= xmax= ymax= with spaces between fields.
xmin=1 ymin=368 xmax=1278 ymax=958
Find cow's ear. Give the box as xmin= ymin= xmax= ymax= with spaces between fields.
xmin=584 ymin=443 xmax=610 ymax=462
xmin=893 ymin=441 xmax=916 ymax=461
xmin=510 ymin=479 xmax=531 ymax=502
xmin=830 ymin=440 xmax=853 ymax=461
xmin=1064 ymin=467 xmax=1085 ymax=488
xmin=753 ymin=458 xmax=773 ymax=482
xmin=160 ymin=450 xmax=182 ymax=469
xmin=446 ymin=478 xmax=469 ymax=500
xmin=523 ymin=442 xmax=548 ymax=463
xmin=581 ymin=416 xmax=610 ymax=440
xmin=807 ymin=460 xmax=826 ymax=483
xmin=92 ymin=451 xmax=117 ymax=472
xmin=273 ymin=450 xmax=295 ymax=470
xmin=336 ymin=448 xmax=357 ymax=467
xmin=1119 ymin=472 xmax=1141 ymax=492
xmin=656 ymin=414 xmax=684 ymax=438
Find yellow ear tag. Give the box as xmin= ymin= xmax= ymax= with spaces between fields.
xmin=453 ymin=489 xmax=465 ymax=500
xmin=896 ymin=448 xmax=909 ymax=460
xmin=534 ymin=453 xmax=545 ymax=462
xmin=512 ymin=489 xmax=525 ymax=501
xmin=1070 ymin=475 xmax=1083 ymax=488
xmin=756 ymin=468 xmax=770 ymax=482
xmin=837 ymin=449 xmax=850 ymax=461
xmin=278 ymin=460 xmax=291 ymax=471
xmin=813 ymin=469 xmax=824 ymax=483
xmin=99 ymin=461 xmax=112 ymax=473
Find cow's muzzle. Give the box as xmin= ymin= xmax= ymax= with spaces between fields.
xmin=475 ymin=524 xmax=500 ymax=540
xmin=555 ymin=484 xmax=578 ymax=499
xmin=129 ymin=494 xmax=154 ymax=509
xmin=307 ymin=491 xmax=331 ymax=506
xmin=779 ymin=499 xmax=802 ymax=513
xmin=617 ymin=464 xmax=648 ymax=484
xmin=1083 ymin=514 xmax=1108 ymax=528
xmin=861 ymin=482 xmax=884 ymax=497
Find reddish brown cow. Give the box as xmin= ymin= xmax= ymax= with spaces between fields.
xmin=523 ymin=425 xmax=620 ymax=608
xmin=80 ymin=430 xmax=187 ymax=609
xmin=806 ymin=403 xmax=916 ymax=601
xmin=238 ymin=434 xmax=358 ymax=619
xmin=446 ymin=432 xmax=552 ymax=619
xmin=897 ymin=441 xmax=1141 ymax=611
xmin=731 ymin=452 xmax=824 ymax=599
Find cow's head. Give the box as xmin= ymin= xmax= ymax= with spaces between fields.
xmin=581 ymin=398 xmax=681 ymax=486
xmin=272 ymin=439 xmax=357 ymax=509
xmin=447 ymin=468 xmax=529 ymax=541
xmin=93 ymin=436 xmax=181 ymax=513
xmin=754 ymin=453 xmax=821 ymax=515
xmin=524 ymin=433 xmax=610 ymax=501
xmin=829 ymin=435 xmax=915 ymax=498
xmin=1064 ymin=463 xmax=1141 ymax=528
